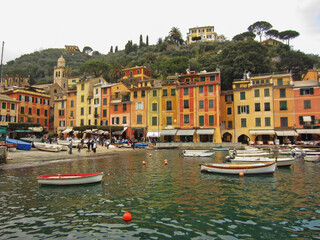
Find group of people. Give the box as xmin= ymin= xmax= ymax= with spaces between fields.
xmin=68 ymin=138 xmax=98 ymax=154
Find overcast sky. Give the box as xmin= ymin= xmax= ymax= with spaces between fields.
xmin=1 ymin=0 xmax=320 ymax=64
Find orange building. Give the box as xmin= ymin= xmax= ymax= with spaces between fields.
xmin=121 ymin=66 xmax=151 ymax=81
xmin=3 ymin=87 xmax=50 ymax=130
xmin=175 ymin=70 xmax=221 ymax=142
xmin=220 ymin=90 xmax=234 ymax=142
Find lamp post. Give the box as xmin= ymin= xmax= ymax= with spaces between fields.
xmin=0 ymin=41 xmax=4 ymax=84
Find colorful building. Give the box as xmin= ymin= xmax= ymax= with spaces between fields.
xmin=121 ymin=66 xmax=151 ymax=81
xmin=0 ymin=94 xmax=19 ymax=126
xmin=186 ymin=26 xmax=225 ymax=44
xmin=220 ymin=90 xmax=234 ymax=142
xmin=3 ymin=87 xmax=50 ymax=130
xmin=147 ymin=84 xmax=162 ymax=141
xmin=0 ymin=75 xmax=30 ymax=91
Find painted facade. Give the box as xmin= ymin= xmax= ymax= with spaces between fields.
xmin=220 ymin=90 xmax=234 ymax=142
xmin=0 ymin=94 xmax=19 ymax=126
xmin=121 ymin=66 xmax=151 ymax=81
xmin=147 ymin=85 xmax=162 ymax=140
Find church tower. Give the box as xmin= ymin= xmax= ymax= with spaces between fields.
xmin=53 ymin=55 xmax=68 ymax=91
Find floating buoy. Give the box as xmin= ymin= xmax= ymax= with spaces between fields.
xmin=164 ymin=159 xmax=168 ymax=165
xmin=239 ymin=171 xmax=244 ymax=177
xmin=123 ymin=211 xmax=132 ymax=221
xmin=149 ymin=153 xmax=152 ymax=157
xmin=142 ymin=161 xmax=146 ymax=165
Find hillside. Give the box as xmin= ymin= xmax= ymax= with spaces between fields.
xmin=3 ymin=40 xmax=320 ymax=90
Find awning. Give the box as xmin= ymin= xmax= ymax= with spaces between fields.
xmin=95 ymin=130 xmax=109 ymax=135
xmin=28 ymin=127 xmax=43 ymax=132
xmin=250 ymin=129 xmax=275 ymax=135
xmin=15 ymin=130 xmax=33 ymax=133
xmin=303 ymin=116 xmax=312 ymax=122
xmin=196 ymin=129 xmax=215 ymax=135
xmin=0 ymin=128 xmax=7 ymax=134
xmin=160 ymin=129 xmax=177 ymax=136
xmin=296 ymin=129 xmax=320 ymax=134
xmin=146 ymin=131 xmax=160 ymax=138
xmin=112 ymin=127 xmax=128 ymax=135
xmin=176 ymin=129 xmax=196 ymax=136
xmin=275 ymin=130 xmax=298 ymax=136
xmin=62 ymin=128 xmax=73 ymax=134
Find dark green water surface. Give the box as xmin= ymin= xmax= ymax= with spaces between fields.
xmin=0 ymin=149 xmax=319 ymax=239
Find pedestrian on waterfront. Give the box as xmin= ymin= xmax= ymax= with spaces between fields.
xmin=92 ymin=141 xmax=97 ymax=153
xmin=69 ymin=141 xmax=73 ymax=154
xmin=81 ymin=139 xmax=84 ymax=149
xmin=49 ymin=137 xmax=52 ymax=144
xmin=87 ymin=139 xmax=91 ymax=152
xmin=77 ymin=143 xmax=81 ymax=153
xmin=132 ymin=142 xmax=135 ymax=149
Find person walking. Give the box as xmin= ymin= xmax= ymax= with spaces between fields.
xmin=92 ymin=141 xmax=97 ymax=153
xmin=77 ymin=143 xmax=81 ymax=153
xmin=69 ymin=141 xmax=73 ymax=154
xmin=87 ymin=139 xmax=91 ymax=152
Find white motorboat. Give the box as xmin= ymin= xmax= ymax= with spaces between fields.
xmin=37 ymin=172 xmax=104 ymax=185
xmin=183 ymin=151 xmax=214 ymax=157
xmin=229 ymin=156 xmax=298 ymax=167
xmin=34 ymin=142 xmax=63 ymax=152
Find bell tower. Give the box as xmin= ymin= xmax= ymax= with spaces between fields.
xmin=53 ymin=55 xmax=68 ymax=91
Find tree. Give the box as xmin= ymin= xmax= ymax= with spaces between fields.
xmin=139 ymin=34 xmax=145 ymax=48
xmin=166 ymin=27 xmax=184 ymax=46
xmin=146 ymin=35 xmax=149 ymax=46
xmin=248 ymin=21 xmax=273 ymax=42
xmin=265 ymin=29 xmax=279 ymax=39
xmin=192 ymin=36 xmax=202 ymax=42
xmin=115 ymin=46 xmax=118 ymax=52
xmin=80 ymin=59 xmax=109 ymax=77
xmin=279 ymin=30 xmax=300 ymax=45
xmin=232 ymin=32 xmax=256 ymax=41
xmin=109 ymin=46 xmax=113 ymax=53
xmin=160 ymin=56 xmax=189 ymax=75
xmin=83 ymin=46 xmax=93 ymax=55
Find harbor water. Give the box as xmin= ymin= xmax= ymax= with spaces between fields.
xmin=0 ymin=149 xmax=319 ymax=239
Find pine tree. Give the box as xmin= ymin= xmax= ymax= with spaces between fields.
xmin=146 ymin=35 xmax=149 ymax=46
xmin=109 ymin=46 xmax=113 ymax=53
xmin=115 ymin=46 xmax=118 ymax=52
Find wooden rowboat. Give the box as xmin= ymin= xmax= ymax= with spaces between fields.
xmin=34 ymin=142 xmax=63 ymax=152
xmin=37 ymin=172 xmax=104 ymax=185
xmin=183 ymin=152 xmax=214 ymax=157
xmin=200 ymin=162 xmax=277 ymax=175
xmin=229 ymin=156 xmax=297 ymax=167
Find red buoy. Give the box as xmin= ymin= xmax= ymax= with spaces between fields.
xmin=239 ymin=171 xmax=244 ymax=177
xmin=142 ymin=161 xmax=146 ymax=165
xmin=123 ymin=211 xmax=132 ymax=221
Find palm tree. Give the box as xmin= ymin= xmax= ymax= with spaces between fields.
xmin=167 ymin=27 xmax=184 ymax=46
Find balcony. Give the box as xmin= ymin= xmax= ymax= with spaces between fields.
xmin=94 ymin=114 xmax=99 ymax=118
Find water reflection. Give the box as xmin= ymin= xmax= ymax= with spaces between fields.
xmin=0 ymin=149 xmax=319 ymax=239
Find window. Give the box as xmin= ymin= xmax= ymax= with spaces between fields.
xmin=81 ymin=108 xmax=84 ymax=115
xmin=199 ymin=116 xmax=204 ymax=126
xmin=70 ymin=100 xmax=74 ymax=107
xmin=103 ymin=109 xmax=107 ymax=118
xmin=2 ymin=103 xmax=6 ymax=109
xmin=123 ymin=116 xmax=127 ymax=124
xmin=103 ymin=98 xmax=107 ymax=105
xmin=70 ymin=110 xmax=74 ymax=117
xmin=152 ymin=117 xmax=157 ymax=126
xmin=114 ymin=105 xmax=118 ymax=111
xmin=141 ymin=90 xmax=145 ymax=97
xmin=166 ymin=101 xmax=172 ymax=110
xmin=10 ymin=104 xmax=15 ymax=110
xmin=37 ymin=109 xmax=40 ymax=116
xmin=95 ymin=88 xmax=98 ymax=94
xmin=280 ymin=89 xmax=286 ymax=98
xmin=280 ymin=117 xmax=288 ymax=127
xmin=28 ymin=108 xmax=32 ymax=114
xmin=225 ymin=95 xmax=233 ymax=102
xmin=103 ymin=88 xmax=107 ymax=94
xmin=227 ymin=121 xmax=232 ymax=128
xmin=135 ymin=102 xmax=144 ymax=110
xmin=227 ymin=107 xmax=232 ymax=115
xmin=59 ymin=121 xmax=65 ymax=127
xmin=199 ymin=100 xmax=204 ymax=109
xmin=80 ymin=119 xmax=84 ymax=126
xmin=280 ymin=101 xmax=287 ymax=110
xmin=137 ymin=115 xmax=142 ymax=124
xmin=278 ymin=78 xmax=283 ymax=86
xmin=265 ymin=117 xmax=271 ymax=126
xmin=70 ymin=120 xmax=73 ymax=127
xmin=171 ymin=89 xmax=176 ymax=96
xmin=199 ymin=86 xmax=204 ymax=93
xmin=123 ymin=104 xmax=127 ymax=111
xmin=37 ymin=118 xmax=40 ymax=124
xmin=238 ymin=105 xmax=249 ymax=114
xmin=209 ymin=115 xmax=214 ymax=125
xmin=88 ymin=107 xmax=91 ymax=114
xmin=300 ymin=88 xmax=314 ymax=95
xmin=184 ymin=115 xmax=189 ymax=123
xmin=264 ymin=102 xmax=270 ymax=111
xmin=134 ymin=91 xmax=137 ymax=98
xmin=152 ymin=103 xmax=157 ymax=111
xmin=264 ymin=88 xmax=270 ymax=97
xmin=81 ymin=84 xmax=84 ymax=90
xmin=45 ymin=119 xmax=48 ymax=126
xmin=240 ymin=92 xmax=246 ymax=100
xmin=255 ymin=118 xmax=261 ymax=127
xmin=81 ymin=95 xmax=84 ymax=102
xmin=200 ymin=76 xmax=205 ymax=82
xmin=21 ymin=107 xmax=24 ymax=114
xmin=210 ymin=76 xmax=215 ymax=81
xmin=183 ymin=88 xmax=189 ymax=96
xmin=94 ymin=98 xmax=99 ymax=104
xmin=184 ymin=100 xmax=189 ymax=109
xmin=166 ymin=116 xmax=172 ymax=125
xmin=162 ymin=89 xmax=167 ymax=96
xmin=304 ymin=100 xmax=311 ymax=109
xmin=94 ymin=107 xmax=98 ymax=115
xmin=241 ymin=118 xmax=247 ymax=127
xmin=208 ymin=85 xmax=213 ymax=92
xmin=254 ymin=89 xmax=260 ymax=98
xmin=209 ymin=99 xmax=214 ymax=109
xmin=153 ymin=90 xmax=157 ymax=97
xmin=255 ymin=103 xmax=260 ymax=112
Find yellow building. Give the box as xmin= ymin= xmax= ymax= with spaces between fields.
xmin=232 ymin=72 xmax=294 ymax=144
xmin=147 ymin=85 xmax=162 ymax=140
xmin=68 ymin=77 xmax=81 ymax=89
xmin=121 ymin=66 xmax=151 ymax=81
xmin=186 ymin=26 xmax=225 ymax=44
xmin=0 ymin=94 xmax=19 ymax=126
xmin=76 ymin=77 xmax=106 ymax=127
xmin=220 ymin=90 xmax=234 ymax=142
xmin=0 ymin=75 xmax=30 ymax=91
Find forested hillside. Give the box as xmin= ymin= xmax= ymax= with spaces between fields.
xmin=3 ymin=23 xmax=320 ymax=90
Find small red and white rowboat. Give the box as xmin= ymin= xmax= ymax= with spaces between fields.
xmin=37 ymin=172 xmax=104 ymax=185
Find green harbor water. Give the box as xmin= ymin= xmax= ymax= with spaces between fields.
xmin=0 ymin=149 xmax=319 ymax=239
